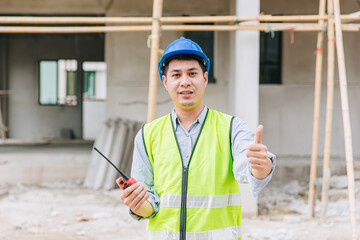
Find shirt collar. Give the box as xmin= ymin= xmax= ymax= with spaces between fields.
xmin=171 ymin=105 xmax=208 ymax=130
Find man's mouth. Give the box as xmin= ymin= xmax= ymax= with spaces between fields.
xmin=179 ymin=90 xmax=194 ymax=95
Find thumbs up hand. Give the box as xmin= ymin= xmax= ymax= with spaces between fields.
xmin=246 ymin=125 xmax=273 ymax=179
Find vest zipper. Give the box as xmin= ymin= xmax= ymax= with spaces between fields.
xmin=179 ymin=166 xmax=188 ymax=240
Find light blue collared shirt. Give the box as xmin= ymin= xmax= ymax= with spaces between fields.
xmin=130 ymin=106 xmax=276 ymax=220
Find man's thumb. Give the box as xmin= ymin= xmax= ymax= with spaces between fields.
xmin=116 ymin=177 xmax=123 ymax=188
xmin=255 ymin=125 xmax=263 ymax=144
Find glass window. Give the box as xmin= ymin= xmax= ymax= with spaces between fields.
xmin=260 ymin=32 xmax=282 ymax=84
xmin=39 ymin=61 xmax=58 ymax=105
xmin=83 ymin=71 xmax=96 ymax=98
xmin=39 ymin=59 xmax=78 ymax=106
xmin=82 ymin=62 xmax=107 ymax=100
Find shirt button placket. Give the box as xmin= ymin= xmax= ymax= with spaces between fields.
xmin=186 ymin=132 xmax=191 ymax=159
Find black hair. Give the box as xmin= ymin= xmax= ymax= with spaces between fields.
xmin=162 ymin=53 xmax=207 ymax=77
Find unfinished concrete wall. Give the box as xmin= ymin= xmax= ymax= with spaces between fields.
xmin=83 ymin=100 xmax=106 ymax=140
xmin=260 ymin=85 xmax=360 ymax=157
xmin=7 ymin=34 xmax=104 ymax=139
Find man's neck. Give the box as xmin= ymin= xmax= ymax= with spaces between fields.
xmin=174 ymin=104 xmax=204 ymax=131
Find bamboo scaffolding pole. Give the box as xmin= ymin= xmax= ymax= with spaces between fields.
xmin=163 ymin=15 xmax=270 ymax=23
xmin=163 ymin=23 xmax=325 ymax=32
xmin=1 ymin=23 xmax=359 ymax=33
xmin=333 ymin=0 xmax=358 ymax=239
xmin=0 ymin=25 xmax=153 ymax=33
xmin=342 ymin=11 xmax=360 ymax=23
xmin=0 ymin=14 xmax=360 ymax=24
xmin=0 ymin=16 xmax=153 ymax=24
xmin=320 ymin=0 xmax=335 ymax=224
xmin=308 ymin=0 xmax=326 ymax=218
xmin=147 ymin=0 xmax=163 ymax=122
xmin=163 ymin=14 xmax=359 ymax=23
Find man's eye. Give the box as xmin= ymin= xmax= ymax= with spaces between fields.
xmin=189 ymin=72 xmax=197 ymax=76
xmin=172 ymin=74 xmax=180 ymax=77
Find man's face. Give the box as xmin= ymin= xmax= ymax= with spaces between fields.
xmin=162 ymin=59 xmax=208 ymax=111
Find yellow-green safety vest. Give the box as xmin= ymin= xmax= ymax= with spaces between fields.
xmin=142 ymin=108 xmax=242 ymax=240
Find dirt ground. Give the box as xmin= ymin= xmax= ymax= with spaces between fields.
xmin=0 ymin=177 xmax=359 ymax=240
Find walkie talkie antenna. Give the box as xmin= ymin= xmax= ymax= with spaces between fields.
xmin=93 ymin=147 xmax=129 ymax=180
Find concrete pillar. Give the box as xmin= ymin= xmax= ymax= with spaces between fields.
xmin=230 ymin=0 xmax=260 ymax=217
xmin=234 ymin=0 xmax=260 ymax=131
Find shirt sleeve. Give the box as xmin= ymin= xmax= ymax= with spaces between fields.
xmin=231 ymin=117 xmax=276 ymax=197
xmin=129 ymin=128 xmax=160 ymax=220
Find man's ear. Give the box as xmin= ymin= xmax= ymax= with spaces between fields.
xmin=203 ymin=71 xmax=208 ymax=87
xmin=162 ymin=75 xmax=168 ymax=90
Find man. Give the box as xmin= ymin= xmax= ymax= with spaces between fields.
xmin=116 ymin=37 xmax=275 ymax=240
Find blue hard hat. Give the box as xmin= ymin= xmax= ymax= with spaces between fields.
xmin=158 ymin=37 xmax=210 ymax=81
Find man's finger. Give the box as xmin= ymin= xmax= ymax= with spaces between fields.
xmin=116 ymin=177 xmax=123 ymax=188
xmin=247 ymin=143 xmax=268 ymax=152
xmin=131 ymin=187 xmax=148 ymax=211
xmin=246 ymin=151 xmax=267 ymax=159
xmin=122 ymin=183 xmax=143 ymax=205
xmin=255 ymin=125 xmax=263 ymax=144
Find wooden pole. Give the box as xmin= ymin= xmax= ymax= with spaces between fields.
xmin=333 ymin=0 xmax=358 ymax=239
xmin=0 ymin=14 xmax=359 ymax=24
xmin=0 ymin=23 xmax=359 ymax=33
xmin=0 ymin=25 xmax=152 ymax=33
xmin=320 ymin=0 xmax=335 ymax=223
xmin=308 ymin=0 xmax=326 ymax=218
xmin=162 ymin=15 xmax=329 ymax=23
xmin=341 ymin=11 xmax=360 ymax=23
xmin=164 ymin=14 xmax=360 ymax=23
xmin=0 ymin=16 xmax=153 ymax=24
xmin=163 ymin=23 xmax=326 ymax=32
xmin=147 ymin=0 xmax=163 ymax=122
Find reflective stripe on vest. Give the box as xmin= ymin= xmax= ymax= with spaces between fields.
xmin=149 ymin=225 xmax=242 ymax=240
xmin=143 ymin=109 xmax=241 ymax=239
xmin=160 ymin=193 xmax=242 ymax=209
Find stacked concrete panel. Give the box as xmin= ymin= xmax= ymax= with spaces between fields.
xmin=84 ymin=118 xmax=143 ymax=190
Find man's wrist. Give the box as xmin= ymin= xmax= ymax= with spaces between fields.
xmin=130 ymin=200 xmax=154 ymax=218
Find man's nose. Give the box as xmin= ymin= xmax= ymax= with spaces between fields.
xmin=180 ymin=75 xmax=191 ymax=87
